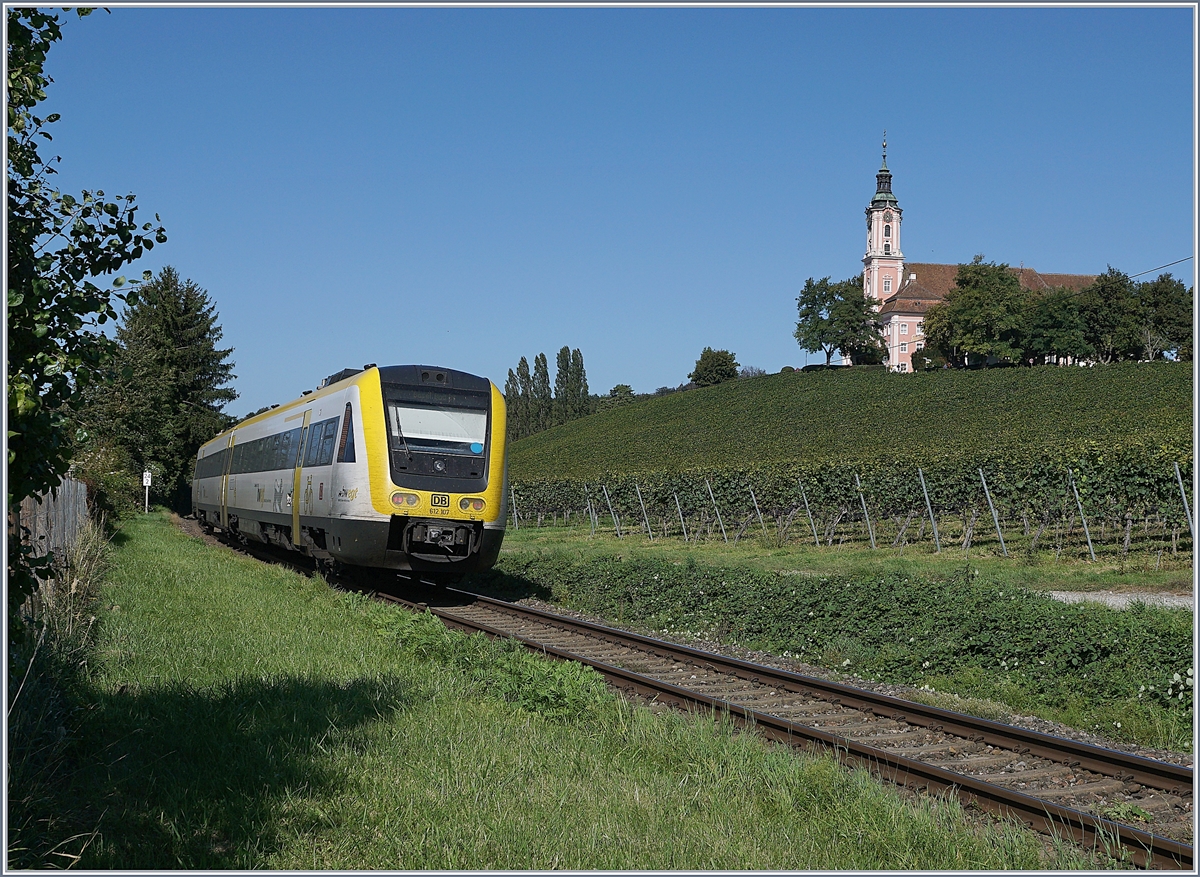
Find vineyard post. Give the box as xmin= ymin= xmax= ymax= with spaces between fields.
xmin=978 ymin=468 xmax=1007 ymax=558
xmin=583 ymin=485 xmax=597 ymax=538
xmin=749 ymin=487 xmax=768 ymax=539
xmin=918 ymin=467 xmax=941 ymax=553
xmin=1174 ymin=462 xmax=1195 ymax=543
xmin=673 ymin=492 xmax=689 ymax=542
xmin=705 ymin=479 xmax=728 ymax=543
xmin=854 ymin=472 xmax=876 ymax=550
xmin=510 ymin=486 xmax=519 ymax=530
xmin=634 ymin=482 xmax=654 ymax=541
xmin=602 ymin=484 xmax=622 ymax=538
xmin=797 ymin=478 xmax=820 ymax=547
xmin=1067 ymin=468 xmax=1096 ymax=562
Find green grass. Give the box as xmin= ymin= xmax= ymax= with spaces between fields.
xmin=511 ymin=361 xmax=1191 ymax=480
xmin=472 ymin=526 xmax=1194 ymax=752
xmin=33 ymin=512 xmax=1105 ymax=869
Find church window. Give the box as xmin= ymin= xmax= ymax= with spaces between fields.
xmin=883 ymin=277 xmax=892 ymax=294
xmin=900 ymin=323 xmax=908 ymax=334
xmin=916 ymin=341 xmax=924 ymax=350
xmin=884 ymin=224 xmax=891 ymax=238
xmin=884 ymin=243 xmax=891 ymax=254
xmin=899 ymin=363 xmax=908 ymax=373
xmin=900 ymin=342 xmax=908 ymax=353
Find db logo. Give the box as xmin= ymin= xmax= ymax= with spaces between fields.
xmin=431 ymin=493 xmax=450 ymax=508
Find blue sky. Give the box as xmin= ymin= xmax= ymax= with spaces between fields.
xmin=41 ymin=5 xmax=1195 ymax=417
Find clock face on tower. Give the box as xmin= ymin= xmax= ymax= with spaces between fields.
xmin=884 ymin=210 xmax=893 ymax=222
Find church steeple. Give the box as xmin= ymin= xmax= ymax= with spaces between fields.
xmin=873 ymin=132 xmax=897 ymax=206
xmin=863 ymin=132 xmax=903 ymax=304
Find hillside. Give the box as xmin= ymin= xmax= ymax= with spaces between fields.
xmin=509 ymin=362 xmax=1192 ymax=480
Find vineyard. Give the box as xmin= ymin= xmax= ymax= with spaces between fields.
xmin=508 ymin=363 xmax=1194 ymax=558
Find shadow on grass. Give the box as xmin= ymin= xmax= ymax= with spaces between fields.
xmin=69 ymin=673 xmax=408 ymax=869
xmin=458 ymin=568 xmax=553 ymax=602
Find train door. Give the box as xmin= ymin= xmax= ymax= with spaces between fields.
xmin=219 ymin=433 xmax=236 ymax=528
xmin=291 ymin=409 xmax=312 ymax=546
xmin=301 ymin=413 xmax=340 ymax=521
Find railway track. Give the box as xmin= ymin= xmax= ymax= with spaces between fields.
xmin=377 ymin=584 xmax=1193 ymax=870
xmin=192 ymin=525 xmax=1193 ymax=869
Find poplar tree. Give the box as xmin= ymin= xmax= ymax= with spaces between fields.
xmin=503 ymin=369 xmax=521 ymax=443
xmin=532 ymin=353 xmax=552 ymax=433
xmin=553 ymin=346 xmax=571 ymax=426
xmin=516 ymin=357 xmax=533 ymax=438
xmin=569 ymin=348 xmax=589 ymax=418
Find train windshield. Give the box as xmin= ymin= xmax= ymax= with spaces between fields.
xmin=386 ymin=402 xmax=487 ymax=456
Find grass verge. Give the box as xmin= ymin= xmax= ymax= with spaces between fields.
xmin=36 ymin=512 xmax=1104 ymax=869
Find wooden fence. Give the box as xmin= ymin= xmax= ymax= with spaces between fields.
xmin=15 ymin=476 xmax=89 ymax=561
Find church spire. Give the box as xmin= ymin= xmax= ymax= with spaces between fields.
xmin=873 ymin=130 xmax=897 ymax=205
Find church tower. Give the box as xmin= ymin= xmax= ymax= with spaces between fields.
xmin=862 ymin=133 xmax=904 ymax=303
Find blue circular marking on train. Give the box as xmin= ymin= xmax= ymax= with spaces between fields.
xmin=470 ymin=442 xmax=484 ymax=454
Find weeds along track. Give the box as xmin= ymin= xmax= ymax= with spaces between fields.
xmin=380 ymin=587 xmax=1193 ymax=870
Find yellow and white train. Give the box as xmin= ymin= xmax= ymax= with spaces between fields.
xmin=192 ymin=364 xmax=508 ymax=579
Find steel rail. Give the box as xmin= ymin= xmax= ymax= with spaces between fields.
xmin=383 ymin=590 xmax=1192 ymax=870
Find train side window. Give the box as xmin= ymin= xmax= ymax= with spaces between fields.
xmin=336 ymin=404 xmax=356 ymax=463
xmin=318 ymin=418 xmax=338 ymax=465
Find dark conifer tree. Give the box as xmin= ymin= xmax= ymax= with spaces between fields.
xmin=85 ymin=266 xmax=236 ymax=509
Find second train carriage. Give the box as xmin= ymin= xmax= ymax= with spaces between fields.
xmin=192 ymin=364 xmax=508 ymax=578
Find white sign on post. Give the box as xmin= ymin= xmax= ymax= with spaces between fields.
xmin=143 ymin=470 xmax=152 ymax=513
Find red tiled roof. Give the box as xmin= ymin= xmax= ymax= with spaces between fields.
xmin=884 ymin=262 xmax=1096 ymax=306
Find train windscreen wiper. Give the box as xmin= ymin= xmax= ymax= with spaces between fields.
xmin=393 ymin=415 xmax=414 ymax=461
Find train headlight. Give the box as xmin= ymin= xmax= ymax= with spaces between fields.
xmin=391 ymin=491 xmax=420 ymax=508
xmin=459 ymin=497 xmax=485 ymax=512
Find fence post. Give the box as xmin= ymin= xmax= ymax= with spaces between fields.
xmin=798 ymin=479 xmax=820 ymax=547
xmin=673 ymin=492 xmax=689 ymax=542
xmin=749 ymin=487 xmax=768 ymax=539
xmin=602 ymin=485 xmax=622 ymax=538
xmin=978 ymin=468 xmax=1007 ymax=558
xmin=634 ymin=482 xmax=654 ymax=541
xmin=510 ymin=485 xmax=519 ymax=530
xmin=705 ymin=479 xmax=728 ymax=543
xmin=917 ymin=467 xmax=941 ymax=553
xmin=1174 ymin=461 xmax=1195 ymax=543
xmin=854 ymin=472 xmax=876 ymax=550
xmin=1067 ymin=468 xmax=1096 ymax=562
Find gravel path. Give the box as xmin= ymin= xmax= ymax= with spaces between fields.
xmin=1048 ymin=590 xmax=1194 ymax=611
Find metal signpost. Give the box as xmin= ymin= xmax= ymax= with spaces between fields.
xmin=143 ymin=470 xmax=152 ymax=513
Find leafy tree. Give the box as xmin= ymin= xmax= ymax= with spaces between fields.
xmin=516 ymin=357 xmax=533 ymax=439
xmin=689 ymin=347 xmax=739 ymax=387
xmin=568 ymin=347 xmax=589 ymax=418
xmin=794 ymin=275 xmax=882 ymax=366
xmin=739 ymin=365 xmax=767 ymax=379
xmin=608 ymin=384 xmax=635 ymax=404
xmin=7 ymin=8 xmax=166 ymax=630
xmin=531 ymin=353 xmax=552 ymax=433
xmin=922 ymin=257 xmax=1031 ymax=365
xmin=1137 ymin=273 xmax=1192 ymax=361
xmin=1076 ymin=268 xmax=1143 ymax=363
xmin=82 ymin=268 xmax=236 ymax=510
xmin=1025 ymin=287 xmax=1092 ymax=364
xmin=552 ymin=346 xmax=571 ymax=426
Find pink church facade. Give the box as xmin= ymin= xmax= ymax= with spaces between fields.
xmin=858 ymin=139 xmax=1095 ymax=372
